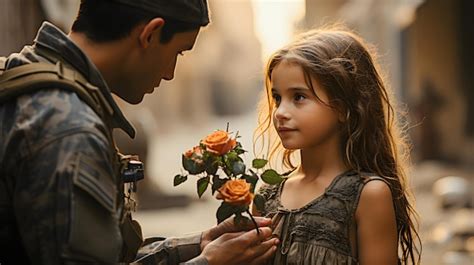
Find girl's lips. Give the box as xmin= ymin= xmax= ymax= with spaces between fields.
xmin=277 ymin=127 xmax=297 ymax=132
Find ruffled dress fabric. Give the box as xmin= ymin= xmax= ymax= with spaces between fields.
xmin=258 ymin=171 xmax=368 ymax=265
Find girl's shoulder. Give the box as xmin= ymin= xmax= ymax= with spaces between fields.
xmin=357 ymin=174 xmax=394 ymax=205
xmin=346 ymin=172 xmax=395 ymax=215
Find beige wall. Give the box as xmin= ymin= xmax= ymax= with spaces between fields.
xmin=407 ymin=0 xmax=470 ymax=163
xmin=304 ymin=0 xmax=348 ymax=29
xmin=0 ymin=0 xmax=45 ymax=55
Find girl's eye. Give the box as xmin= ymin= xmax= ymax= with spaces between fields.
xmin=272 ymin=94 xmax=281 ymax=105
xmin=294 ymin=94 xmax=306 ymax=101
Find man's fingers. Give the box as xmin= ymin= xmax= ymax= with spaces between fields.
xmin=253 ymin=216 xmax=272 ymax=227
xmin=228 ymin=216 xmax=272 ymax=230
xmin=213 ymin=217 xmax=273 ymax=238
xmin=252 ymin=237 xmax=278 ymax=256
xmin=250 ymin=243 xmax=278 ymax=265
xmin=240 ymin=227 xmax=274 ymax=246
xmin=219 ymin=231 xmax=246 ymax=241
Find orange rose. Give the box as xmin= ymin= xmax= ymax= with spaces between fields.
xmin=202 ymin=130 xmax=237 ymax=155
xmin=184 ymin=149 xmax=194 ymax=158
xmin=216 ymin=179 xmax=254 ymax=206
xmin=184 ymin=146 xmax=203 ymax=158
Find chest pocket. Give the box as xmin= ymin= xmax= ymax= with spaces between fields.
xmin=67 ymin=153 xmax=122 ymax=263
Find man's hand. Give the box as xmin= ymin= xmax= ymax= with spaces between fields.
xmin=201 ymin=227 xmax=278 ymax=265
xmin=199 ymin=217 xmax=278 ymax=265
xmin=200 ymin=216 xmax=272 ymax=250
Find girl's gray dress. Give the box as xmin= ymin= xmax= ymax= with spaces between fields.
xmin=258 ymin=170 xmax=386 ymax=265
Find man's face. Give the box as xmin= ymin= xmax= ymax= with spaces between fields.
xmin=121 ymin=28 xmax=200 ymax=104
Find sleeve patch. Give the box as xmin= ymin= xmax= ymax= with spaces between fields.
xmin=73 ymin=153 xmax=117 ymax=212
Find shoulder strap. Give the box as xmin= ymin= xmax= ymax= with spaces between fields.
xmin=350 ymin=173 xmax=393 ymax=217
xmin=0 ymin=61 xmax=113 ymax=119
xmin=362 ymin=175 xmax=391 ymax=186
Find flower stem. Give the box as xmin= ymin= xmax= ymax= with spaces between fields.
xmin=246 ymin=210 xmax=260 ymax=235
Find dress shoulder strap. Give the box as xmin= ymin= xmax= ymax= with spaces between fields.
xmin=362 ymin=175 xmax=391 ymax=186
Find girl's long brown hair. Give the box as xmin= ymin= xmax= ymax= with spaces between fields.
xmin=254 ymin=27 xmax=421 ymax=264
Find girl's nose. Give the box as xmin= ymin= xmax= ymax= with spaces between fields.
xmin=274 ymin=104 xmax=290 ymax=121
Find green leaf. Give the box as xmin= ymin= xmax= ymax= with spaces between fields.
xmin=243 ymin=174 xmax=258 ymax=193
xmin=232 ymin=161 xmax=246 ymax=176
xmin=197 ymin=176 xmax=210 ymax=198
xmin=252 ymin=158 xmax=268 ymax=169
xmin=222 ymin=166 xmax=232 ymax=178
xmin=182 ymin=155 xmax=205 ymax=174
xmin=173 ymin=174 xmax=188 ymax=186
xmin=224 ymin=153 xmax=237 ymax=169
xmin=234 ymin=147 xmax=246 ymax=155
xmin=216 ymin=202 xmax=235 ymax=223
xmin=211 ymin=175 xmax=227 ymax=195
xmin=261 ymin=169 xmax=284 ymax=185
xmin=216 ymin=202 xmax=248 ymax=223
xmin=253 ymin=194 xmax=265 ymax=212
xmin=226 ymin=151 xmax=240 ymax=162
xmin=204 ymin=155 xmax=219 ymax=175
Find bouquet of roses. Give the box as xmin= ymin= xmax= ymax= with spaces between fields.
xmin=174 ymin=128 xmax=283 ymax=231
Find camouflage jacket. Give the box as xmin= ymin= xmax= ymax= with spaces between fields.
xmin=0 ymin=22 xmax=207 ymax=265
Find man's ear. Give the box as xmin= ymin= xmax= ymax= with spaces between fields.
xmin=138 ymin=18 xmax=165 ymax=48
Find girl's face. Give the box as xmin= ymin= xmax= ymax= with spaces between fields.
xmin=270 ymin=60 xmax=341 ymax=150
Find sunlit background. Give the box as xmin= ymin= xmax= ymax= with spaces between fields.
xmin=1 ymin=0 xmax=473 ymax=264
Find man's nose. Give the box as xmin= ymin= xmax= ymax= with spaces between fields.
xmin=162 ymin=70 xmax=174 ymax=81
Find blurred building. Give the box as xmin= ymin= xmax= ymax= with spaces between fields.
xmin=402 ymin=0 xmax=474 ymax=167
xmin=302 ymin=0 xmax=473 ymax=168
xmin=0 ymin=0 xmax=46 ymax=55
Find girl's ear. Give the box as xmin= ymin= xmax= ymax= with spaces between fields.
xmin=338 ymin=112 xmax=346 ymax=123
xmin=138 ymin=18 xmax=165 ymax=48
xmin=336 ymin=105 xmax=348 ymax=123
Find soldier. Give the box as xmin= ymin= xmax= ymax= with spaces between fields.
xmin=0 ymin=0 xmax=278 ymax=264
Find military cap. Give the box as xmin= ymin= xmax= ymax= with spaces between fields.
xmin=112 ymin=0 xmax=210 ymax=26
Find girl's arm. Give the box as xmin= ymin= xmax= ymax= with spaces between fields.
xmin=356 ymin=180 xmax=399 ymax=265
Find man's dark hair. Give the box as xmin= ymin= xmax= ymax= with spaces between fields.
xmin=71 ymin=0 xmax=200 ymax=43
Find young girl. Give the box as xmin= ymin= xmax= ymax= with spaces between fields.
xmin=253 ymin=28 xmax=421 ymax=265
